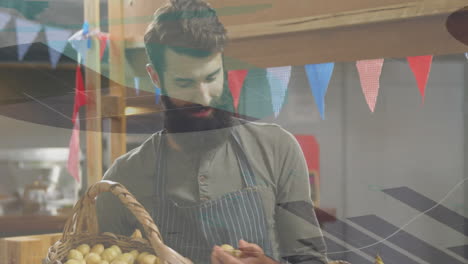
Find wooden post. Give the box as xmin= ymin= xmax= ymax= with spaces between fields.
xmin=84 ymin=0 xmax=103 ymax=185
xmin=108 ymin=0 xmax=127 ymax=163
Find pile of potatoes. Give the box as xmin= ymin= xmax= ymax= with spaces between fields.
xmin=64 ymin=243 xmax=160 ymax=264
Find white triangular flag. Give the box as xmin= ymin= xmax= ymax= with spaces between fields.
xmin=0 ymin=12 xmax=12 ymax=31
xmin=356 ymin=59 xmax=384 ymax=112
xmin=465 ymin=53 xmax=468 ymax=60
xmin=267 ymin=66 xmax=291 ymax=117
xmin=44 ymin=26 xmax=72 ymax=68
xmin=15 ymin=17 xmax=42 ymax=60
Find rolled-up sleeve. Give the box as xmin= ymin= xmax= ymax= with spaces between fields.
xmin=274 ymin=133 xmax=328 ymax=264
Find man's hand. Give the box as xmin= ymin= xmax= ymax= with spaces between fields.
xmin=211 ymin=240 xmax=279 ymax=264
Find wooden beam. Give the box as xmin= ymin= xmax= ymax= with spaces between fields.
xmin=84 ymin=0 xmax=103 ymax=185
xmin=124 ymin=0 xmax=468 ymax=70
xmin=108 ymin=0 xmax=127 ymax=163
xmin=226 ymin=0 xmax=466 ymax=39
xmin=224 ymin=13 xmax=468 ymax=68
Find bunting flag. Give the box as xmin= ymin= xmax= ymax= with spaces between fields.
xmin=72 ymin=65 xmax=87 ymax=123
xmin=134 ymin=77 xmax=140 ymax=96
xmin=44 ymin=26 xmax=72 ymax=68
xmin=15 ymin=17 xmax=42 ymax=61
xmin=267 ymin=66 xmax=291 ymax=117
xmin=68 ymin=29 xmax=87 ymax=64
xmin=67 ymin=117 xmax=81 ymax=183
xmin=407 ymin=55 xmax=433 ymax=103
xmin=238 ymin=68 xmax=273 ymax=119
xmin=356 ymin=59 xmax=384 ymax=112
xmin=155 ymin=85 xmax=161 ymax=104
xmin=304 ymin=63 xmax=335 ymax=120
xmin=0 ymin=12 xmax=11 ymax=31
xmin=97 ymin=32 xmax=109 ymax=59
xmin=465 ymin=52 xmax=468 ymax=60
xmin=67 ymin=65 xmax=87 ymax=182
xmin=228 ymin=69 xmax=248 ymax=112
xmin=83 ymin=21 xmax=91 ymax=49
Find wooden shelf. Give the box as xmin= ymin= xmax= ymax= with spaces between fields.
xmin=0 ymin=214 xmax=68 ymax=235
xmin=0 ymin=62 xmax=77 ymax=70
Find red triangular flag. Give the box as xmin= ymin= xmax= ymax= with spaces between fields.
xmin=228 ymin=69 xmax=248 ymax=111
xmin=356 ymin=59 xmax=384 ymax=112
xmin=407 ymin=55 xmax=433 ymax=103
xmin=97 ymin=32 xmax=109 ymax=60
xmin=72 ymin=65 xmax=87 ymax=123
xmin=67 ymin=118 xmax=81 ymax=182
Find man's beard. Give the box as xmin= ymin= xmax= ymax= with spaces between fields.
xmin=161 ymin=95 xmax=234 ymax=134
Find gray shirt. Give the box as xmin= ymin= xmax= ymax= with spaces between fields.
xmin=97 ymin=121 xmax=328 ymax=263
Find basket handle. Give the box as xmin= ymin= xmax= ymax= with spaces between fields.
xmin=62 ymin=180 xmax=193 ymax=264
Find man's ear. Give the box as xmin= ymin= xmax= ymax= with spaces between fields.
xmin=146 ymin=63 xmax=161 ymax=88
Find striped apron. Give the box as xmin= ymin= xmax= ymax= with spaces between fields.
xmin=151 ymin=129 xmax=273 ymax=263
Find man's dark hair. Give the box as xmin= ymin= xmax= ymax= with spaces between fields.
xmin=144 ymin=0 xmax=228 ymax=84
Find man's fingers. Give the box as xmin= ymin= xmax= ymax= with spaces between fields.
xmin=238 ymin=239 xmax=264 ymax=257
xmin=211 ymin=246 xmax=222 ymax=264
xmin=238 ymin=246 xmax=259 ymax=257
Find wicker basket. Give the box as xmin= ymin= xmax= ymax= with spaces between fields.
xmin=45 ymin=180 xmax=193 ymax=264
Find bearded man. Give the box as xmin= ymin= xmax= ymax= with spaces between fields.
xmin=97 ymin=1 xmax=328 ymax=263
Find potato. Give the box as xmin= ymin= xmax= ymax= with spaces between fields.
xmin=220 ymin=244 xmax=234 ymax=252
xmin=68 ymin=249 xmax=84 ymax=261
xmin=115 ymin=253 xmax=135 ymax=264
xmin=110 ymin=261 xmax=127 ymax=264
xmin=141 ymin=254 xmax=158 ymax=264
xmin=65 ymin=260 xmax=81 ymax=264
xmin=220 ymin=244 xmax=241 ymax=257
xmin=130 ymin=250 xmax=139 ymax=259
xmin=85 ymin=252 xmax=102 ymax=264
xmin=76 ymin=244 xmax=91 ymax=255
xmin=233 ymin=249 xmax=242 ymax=258
xmin=137 ymin=252 xmax=149 ymax=263
xmin=99 ymin=261 xmax=109 ymax=264
xmin=131 ymin=229 xmax=143 ymax=239
xmin=91 ymin=244 xmax=105 ymax=255
xmin=101 ymin=248 xmax=118 ymax=262
xmin=110 ymin=245 xmax=122 ymax=255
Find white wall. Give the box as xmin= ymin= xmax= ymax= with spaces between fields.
xmin=271 ymin=57 xmax=467 ymax=250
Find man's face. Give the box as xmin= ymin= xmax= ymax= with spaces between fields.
xmin=147 ymin=48 xmax=232 ymax=133
xmin=164 ymin=48 xmax=224 ymax=116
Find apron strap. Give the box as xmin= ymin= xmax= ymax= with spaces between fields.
xmin=231 ymin=128 xmax=257 ymax=188
xmin=155 ymin=130 xmax=166 ymax=196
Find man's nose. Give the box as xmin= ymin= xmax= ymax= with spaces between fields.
xmin=191 ymin=82 xmax=212 ymax=106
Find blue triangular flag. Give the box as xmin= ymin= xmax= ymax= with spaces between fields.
xmin=0 ymin=12 xmax=11 ymax=31
xmin=82 ymin=21 xmax=91 ymax=49
xmin=15 ymin=17 xmax=42 ymax=61
xmin=155 ymin=85 xmax=161 ymax=104
xmin=304 ymin=63 xmax=335 ymax=120
xmin=44 ymin=26 xmax=72 ymax=68
xmin=465 ymin=52 xmax=468 ymax=60
xmin=134 ymin=77 xmax=140 ymax=95
xmin=267 ymin=66 xmax=291 ymax=117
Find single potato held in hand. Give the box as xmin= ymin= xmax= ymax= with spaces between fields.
xmin=220 ymin=244 xmax=242 ymax=258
